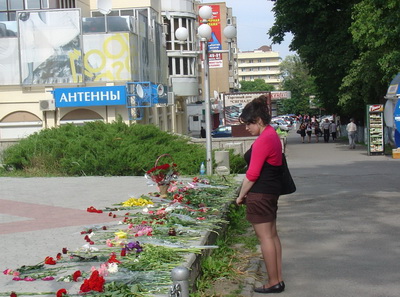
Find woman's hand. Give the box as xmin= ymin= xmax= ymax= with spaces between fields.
xmin=236 ymin=195 xmax=247 ymax=205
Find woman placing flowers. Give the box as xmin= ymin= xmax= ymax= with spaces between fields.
xmin=236 ymin=96 xmax=285 ymax=294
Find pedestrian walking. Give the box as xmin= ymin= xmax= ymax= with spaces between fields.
xmin=321 ymin=119 xmax=331 ymax=143
xmin=314 ymin=122 xmax=322 ymax=143
xmin=298 ymin=123 xmax=306 ymax=143
xmin=330 ymin=121 xmax=337 ymax=142
xmin=346 ymin=118 xmax=357 ymax=149
xmin=236 ymin=96 xmax=285 ymax=294
xmin=306 ymin=122 xmax=312 ymax=143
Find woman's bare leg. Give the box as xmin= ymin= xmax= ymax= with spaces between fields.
xmin=253 ymin=220 xmax=283 ymax=286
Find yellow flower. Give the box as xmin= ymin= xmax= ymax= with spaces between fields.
xmin=121 ymin=197 xmax=154 ymax=207
xmin=115 ymin=231 xmax=128 ymax=239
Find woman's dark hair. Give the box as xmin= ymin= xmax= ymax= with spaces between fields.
xmin=239 ymin=95 xmax=271 ymax=125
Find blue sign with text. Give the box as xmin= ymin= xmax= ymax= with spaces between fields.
xmin=53 ymin=86 xmax=126 ymax=108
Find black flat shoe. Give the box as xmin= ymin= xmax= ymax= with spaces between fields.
xmin=254 ymin=283 xmax=284 ymax=294
xmin=280 ymin=281 xmax=285 ymax=291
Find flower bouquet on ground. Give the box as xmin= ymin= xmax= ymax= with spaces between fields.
xmin=145 ymin=154 xmax=179 ymax=197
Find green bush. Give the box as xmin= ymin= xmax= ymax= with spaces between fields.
xmin=1 ymin=119 xmax=247 ymax=176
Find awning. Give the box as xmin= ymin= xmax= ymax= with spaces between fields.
xmin=385 ymin=72 xmax=400 ymax=99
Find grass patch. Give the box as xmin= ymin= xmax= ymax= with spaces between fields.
xmin=190 ymin=204 xmax=257 ymax=297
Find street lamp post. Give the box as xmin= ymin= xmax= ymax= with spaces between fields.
xmin=175 ymin=5 xmax=237 ymax=175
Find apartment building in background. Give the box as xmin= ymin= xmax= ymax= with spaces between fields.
xmin=237 ymin=45 xmax=282 ymax=90
xmin=0 ymin=0 xmax=238 ymax=145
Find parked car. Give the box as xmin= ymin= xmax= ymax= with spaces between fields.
xmin=271 ymin=119 xmax=292 ymax=131
xmin=211 ymin=125 xmax=232 ymax=138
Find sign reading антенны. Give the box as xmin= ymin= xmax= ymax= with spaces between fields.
xmin=53 ymin=86 xmax=126 ymax=108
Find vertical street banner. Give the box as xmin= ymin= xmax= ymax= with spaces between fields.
xmin=199 ymin=4 xmax=223 ymax=68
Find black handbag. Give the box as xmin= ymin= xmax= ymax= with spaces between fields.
xmin=280 ymin=153 xmax=296 ymax=195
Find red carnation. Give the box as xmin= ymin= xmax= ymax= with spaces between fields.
xmin=72 ymin=270 xmax=82 ymax=282
xmin=80 ymin=270 xmax=105 ymax=293
xmin=10 ymin=292 xmax=17 ymax=297
xmin=107 ymin=253 xmax=121 ymax=263
xmin=56 ymin=289 xmax=67 ymax=297
xmin=44 ymin=256 xmax=56 ymax=265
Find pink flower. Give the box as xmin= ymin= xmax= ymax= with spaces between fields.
xmin=12 ymin=277 xmax=23 ymax=281
xmin=3 ymin=269 xmax=12 ymax=275
xmin=24 ymin=276 xmax=36 ymax=281
xmin=106 ymin=239 xmax=113 ymax=247
xmin=98 ymin=264 xmax=109 ymax=277
xmin=41 ymin=276 xmax=54 ymax=281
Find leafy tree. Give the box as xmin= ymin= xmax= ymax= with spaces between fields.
xmin=339 ymin=0 xmax=400 ymax=118
xmin=239 ymin=79 xmax=275 ymax=92
xmin=269 ymin=0 xmax=359 ymax=117
xmin=277 ymin=55 xmax=319 ymax=115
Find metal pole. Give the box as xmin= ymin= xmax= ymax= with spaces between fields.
xmin=170 ymin=266 xmax=190 ymax=297
xmin=202 ymin=38 xmax=213 ymax=175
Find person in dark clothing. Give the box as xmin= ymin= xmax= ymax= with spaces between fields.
xmin=200 ymin=126 xmax=206 ymax=138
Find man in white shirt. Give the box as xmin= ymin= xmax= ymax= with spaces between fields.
xmin=346 ymin=118 xmax=357 ymax=149
xmin=321 ymin=119 xmax=331 ymax=143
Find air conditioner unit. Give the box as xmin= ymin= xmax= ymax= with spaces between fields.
xmin=39 ymin=99 xmax=55 ymax=111
xmin=168 ymin=91 xmax=175 ymax=105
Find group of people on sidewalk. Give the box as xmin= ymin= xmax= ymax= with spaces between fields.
xmin=297 ymin=118 xmax=358 ymax=149
xmin=297 ymin=118 xmax=338 ymax=143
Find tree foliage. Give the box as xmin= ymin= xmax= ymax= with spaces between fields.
xmin=239 ymin=79 xmax=275 ymax=92
xmin=267 ymin=0 xmax=400 ymax=119
xmin=339 ymin=0 xmax=400 ymax=116
xmin=269 ymin=0 xmax=358 ymax=116
xmin=278 ymin=55 xmax=319 ymax=115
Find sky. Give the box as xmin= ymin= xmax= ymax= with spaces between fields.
xmin=201 ymin=0 xmax=295 ymax=59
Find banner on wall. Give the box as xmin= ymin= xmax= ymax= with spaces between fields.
xmin=83 ymin=33 xmax=132 ymax=82
xmin=18 ymin=10 xmax=82 ymax=85
xmin=222 ymin=92 xmax=271 ymax=125
xmin=53 ymin=86 xmax=127 ymax=108
xmin=0 ymin=37 xmax=20 ymax=85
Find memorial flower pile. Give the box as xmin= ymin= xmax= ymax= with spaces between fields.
xmin=1 ymin=177 xmax=236 ymax=296
xmin=145 ymin=154 xmax=179 ymax=186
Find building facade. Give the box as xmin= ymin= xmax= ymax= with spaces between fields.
xmin=237 ymin=45 xmax=282 ymax=89
xmin=0 ymin=0 xmax=237 ymax=145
